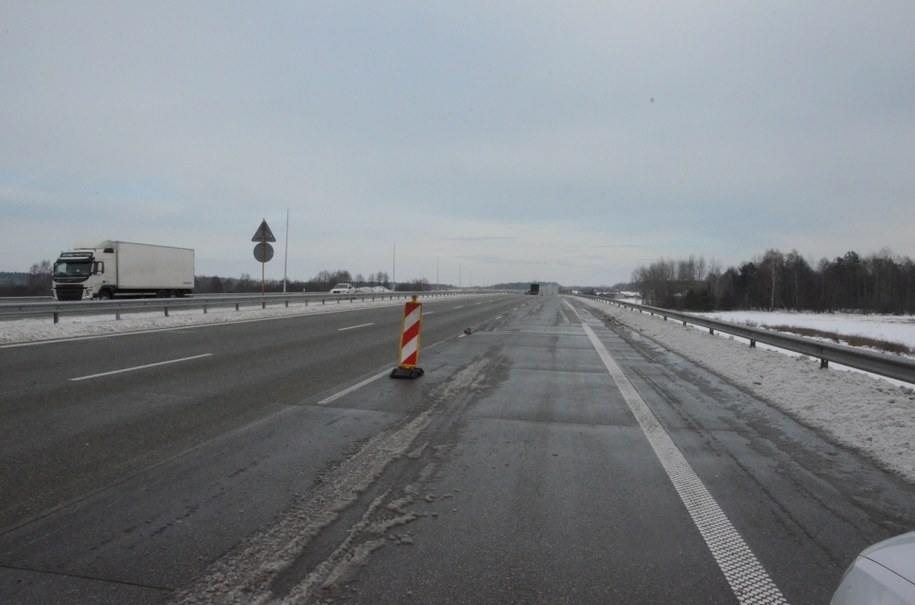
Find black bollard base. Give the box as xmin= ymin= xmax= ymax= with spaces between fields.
xmin=390 ymin=366 xmax=424 ymax=379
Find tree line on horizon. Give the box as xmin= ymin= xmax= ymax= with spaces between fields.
xmin=0 ymin=264 xmax=436 ymax=296
xmin=631 ymin=249 xmax=915 ymax=314
xmin=196 ymin=269 xmax=433 ymax=293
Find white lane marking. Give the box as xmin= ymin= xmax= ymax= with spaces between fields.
xmin=318 ymin=369 xmax=390 ymax=405
xmin=1 ymin=325 xmax=207 ymax=349
xmin=568 ymin=303 xmax=789 ymax=605
xmin=69 ymin=353 xmax=213 ymax=382
xmin=338 ymin=322 xmax=374 ymax=332
xmin=1 ymin=300 xmax=409 ymax=349
xmin=453 ymin=305 xmax=464 ymax=309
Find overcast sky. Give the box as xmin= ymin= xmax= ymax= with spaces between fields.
xmin=2 ymin=1 xmax=913 ymax=287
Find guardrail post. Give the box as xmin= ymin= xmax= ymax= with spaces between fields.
xmin=203 ymin=303 xmax=208 ymax=314
xmin=709 ymin=327 xmax=714 ymax=335
xmin=750 ymin=339 xmax=756 ymax=348
xmin=235 ymin=303 xmax=240 ymax=311
xmin=164 ymin=307 xmax=169 ymax=317
xmin=116 ymin=311 xmax=121 ymax=320
xmin=820 ymin=358 xmax=829 ymax=369
xmin=285 ymin=300 xmax=289 ymax=308
xmin=53 ymin=312 xmax=59 ymax=324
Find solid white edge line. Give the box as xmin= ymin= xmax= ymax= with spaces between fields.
xmin=69 ymin=353 xmax=213 ymax=382
xmin=567 ymin=302 xmax=789 ymax=605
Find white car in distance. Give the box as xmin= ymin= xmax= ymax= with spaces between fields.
xmin=329 ymin=283 xmax=356 ymax=294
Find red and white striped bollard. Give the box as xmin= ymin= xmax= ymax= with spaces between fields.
xmin=391 ymin=295 xmax=425 ymax=379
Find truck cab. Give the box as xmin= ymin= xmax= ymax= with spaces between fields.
xmin=53 ymin=248 xmax=112 ymax=300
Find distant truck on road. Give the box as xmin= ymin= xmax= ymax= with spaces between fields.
xmin=527 ymin=283 xmax=541 ymax=295
xmin=52 ymin=241 xmax=194 ymax=301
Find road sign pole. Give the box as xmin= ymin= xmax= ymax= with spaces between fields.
xmin=251 ymin=218 xmax=276 ymax=298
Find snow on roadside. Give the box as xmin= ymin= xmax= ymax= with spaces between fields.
xmin=576 ymin=298 xmax=915 ymax=485
xmin=693 ymin=310 xmax=915 ymax=352
xmin=0 ymin=297 xmax=410 ymax=345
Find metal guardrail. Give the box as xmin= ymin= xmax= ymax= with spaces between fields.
xmin=0 ymin=296 xmax=50 ymax=304
xmin=0 ymin=290 xmax=489 ymax=324
xmin=585 ymin=296 xmax=915 ymax=385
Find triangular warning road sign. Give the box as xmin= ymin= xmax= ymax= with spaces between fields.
xmin=251 ymin=219 xmax=277 ymax=242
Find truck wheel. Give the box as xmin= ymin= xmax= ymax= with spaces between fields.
xmin=98 ymin=289 xmax=112 ymax=300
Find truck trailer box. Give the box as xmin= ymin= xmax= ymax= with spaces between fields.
xmin=113 ymin=242 xmax=195 ymax=289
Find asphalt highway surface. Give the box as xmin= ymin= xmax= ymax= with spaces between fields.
xmin=1 ymin=294 xmax=913 ymax=604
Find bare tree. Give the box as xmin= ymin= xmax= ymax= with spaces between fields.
xmin=27 ymin=260 xmax=52 ymax=295
xmin=707 ymin=258 xmax=722 ymax=307
xmin=760 ymin=249 xmax=785 ymax=309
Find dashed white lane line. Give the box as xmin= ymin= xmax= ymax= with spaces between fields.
xmin=317 ymin=369 xmax=391 ymax=405
xmin=338 ymin=322 xmax=374 ymax=331
xmin=569 ymin=303 xmax=789 ymax=605
xmin=69 ymin=353 xmax=213 ymax=382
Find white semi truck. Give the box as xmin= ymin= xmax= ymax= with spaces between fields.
xmin=52 ymin=241 xmax=195 ymax=301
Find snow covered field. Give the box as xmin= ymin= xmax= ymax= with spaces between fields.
xmin=694 ymin=310 xmax=915 ymax=352
xmin=577 ymin=298 xmax=915 ymax=484
xmin=3 ymin=295 xmax=913 ymax=485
